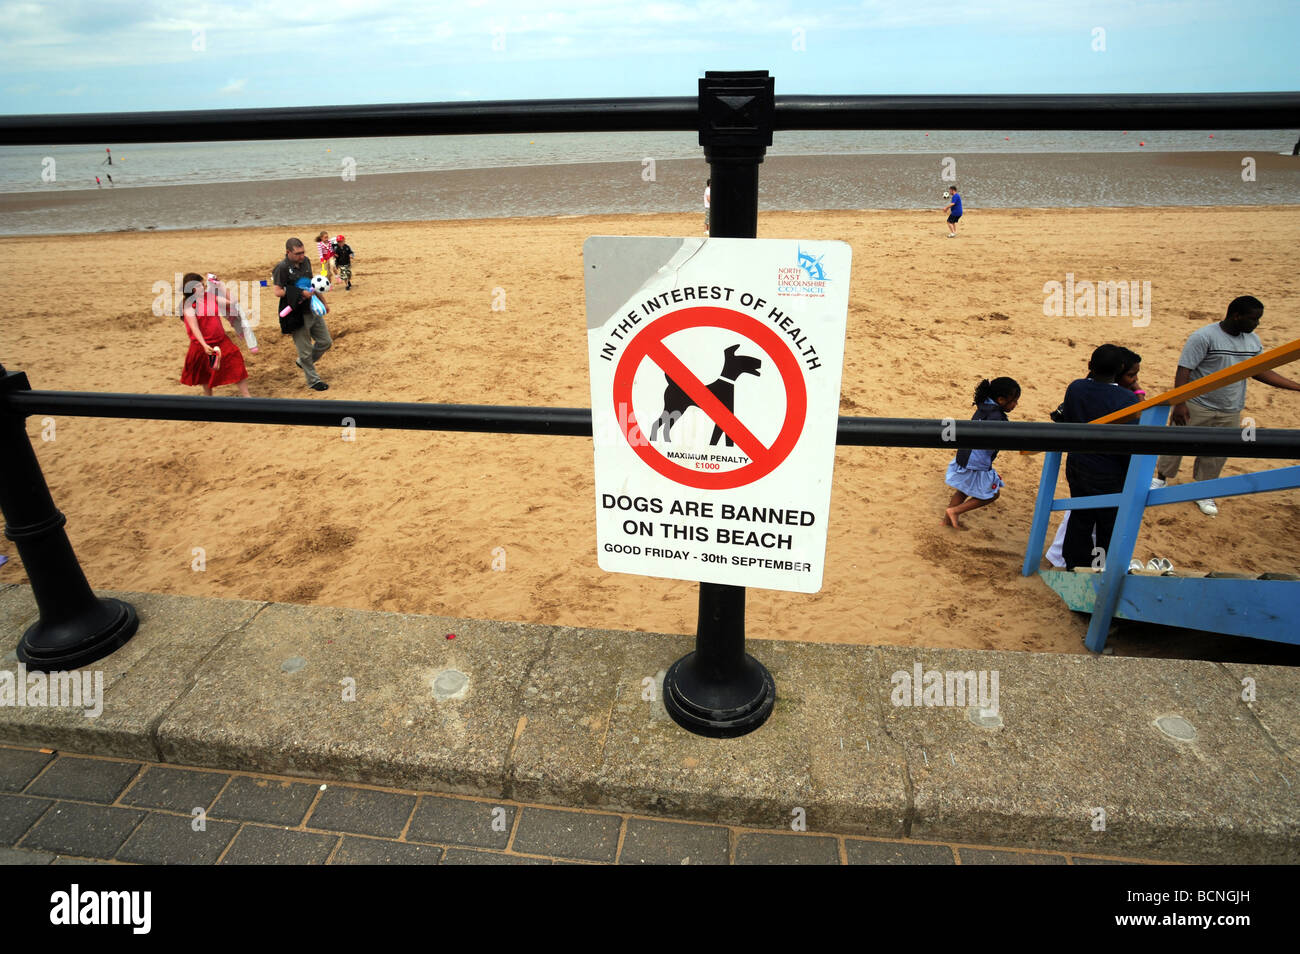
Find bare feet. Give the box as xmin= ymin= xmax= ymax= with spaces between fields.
xmin=944 ymin=507 xmax=963 ymax=529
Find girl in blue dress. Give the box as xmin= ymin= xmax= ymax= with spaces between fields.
xmin=943 ymin=377 xmax=1021 ymax=528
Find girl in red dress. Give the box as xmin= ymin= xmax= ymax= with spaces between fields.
xmin=179 ymin=272 xmax=250 ymax=396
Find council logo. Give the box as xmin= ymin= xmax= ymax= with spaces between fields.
xmin=776 ymin=246 xmax=830 ymax=297
xmin=797 ymin=247 xmax=828 ymax=281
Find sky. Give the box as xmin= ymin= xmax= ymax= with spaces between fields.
xmin=0 ymin=0 xmax=1296 ymax=115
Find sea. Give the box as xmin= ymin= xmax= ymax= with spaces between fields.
xmin=3 ymin=128 xmax=1296 ymax=193
xmin=1 ymin=129 xmax=1297 ymax=233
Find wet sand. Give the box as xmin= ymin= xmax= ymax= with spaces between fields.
xmin=2 ymin=151 xmax=1297 ymax=235
xmin=1 ymin=207 xmax=1299 ymax=663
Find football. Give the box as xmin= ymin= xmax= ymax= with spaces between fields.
xmin=311 ymin=275 xmax=332 ymax=293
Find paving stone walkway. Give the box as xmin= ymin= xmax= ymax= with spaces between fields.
xmin=0 ymin=744 xmax=1165 ymax=865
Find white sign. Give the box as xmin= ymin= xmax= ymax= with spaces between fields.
xmin=584 ymin=236 xmax=851 ymax=593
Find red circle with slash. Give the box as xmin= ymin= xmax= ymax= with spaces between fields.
xmin=613 ymin=305 xmax=807 ymax=489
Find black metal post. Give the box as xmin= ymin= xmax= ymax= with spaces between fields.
xmin=661 ymin=72 xmax=778 ymax=738
xmin=0 ymin=365 xmax=138 ymax=671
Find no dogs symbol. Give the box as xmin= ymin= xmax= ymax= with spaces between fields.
xmin=613 ymin=306 xmax=807 ymax=489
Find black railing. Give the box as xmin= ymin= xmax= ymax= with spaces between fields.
xmin=5 ymin=389 xmax=1299 ymax=457
xmin=3 ymin=92 xmax=1298 ymax=145
xmin=4 ymin=72 xmax=1299 ymax=737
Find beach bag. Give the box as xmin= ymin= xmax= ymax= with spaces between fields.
xmin=279 ymin=297 xmax=306 ymax=335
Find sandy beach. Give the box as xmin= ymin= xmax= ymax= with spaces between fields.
xmin=2 ymin=205 xmax=1299 ymax=662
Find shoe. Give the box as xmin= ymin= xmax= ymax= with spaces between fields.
xmin=310 ymin=381 xmax=329 ymax=391
xmin=1145 ymin=558 xmax=1175 ymax=573
xmin=1149 ymin=476 xmax=1166 ymax=490
xmin=1195 ymin=498 xmax=1218 ymax=516
xmin=1127 ymin=559 xmax=1143 ymax=572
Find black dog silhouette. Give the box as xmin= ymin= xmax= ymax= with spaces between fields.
xmin=647 ymin=344 xmax=762 ymax=446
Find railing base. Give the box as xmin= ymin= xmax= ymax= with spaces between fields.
xmin=663 ymin=651 xmax=775 ymax=739
xmin=17 ymin=597 xmax=139 ymax=673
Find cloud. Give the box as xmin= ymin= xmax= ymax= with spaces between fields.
xmin=3 ymin=1 xmax=1195 ymax=74
xmin=0 ymin=0 xmax=1293 ymax=108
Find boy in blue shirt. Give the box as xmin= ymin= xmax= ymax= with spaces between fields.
xmin=944 ymin=186 xmax=963 ymax=237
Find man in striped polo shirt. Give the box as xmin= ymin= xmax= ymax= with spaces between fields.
xmin=1153 ymin=295 xmax=1300 ymax=515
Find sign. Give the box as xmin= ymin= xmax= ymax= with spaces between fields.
xmin=584 ymin=237 xmax=851 ymax=593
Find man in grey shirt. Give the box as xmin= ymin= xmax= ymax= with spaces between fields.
xmin=1153 ymin=295 xmax=1300 ymax=515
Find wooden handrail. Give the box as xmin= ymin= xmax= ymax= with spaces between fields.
xmin=1020 ymin=335 xmax=1300 ymax=454
xmin=1091 ymin=336 xmax=1300 ymax=425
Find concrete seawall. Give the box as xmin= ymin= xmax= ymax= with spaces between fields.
xmin=1 ymin=582 xmax=1296 ymax=863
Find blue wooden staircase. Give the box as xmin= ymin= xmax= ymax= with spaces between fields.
xmin=1022 ymin=403 xmax=1300 ymax=652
